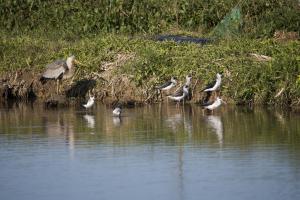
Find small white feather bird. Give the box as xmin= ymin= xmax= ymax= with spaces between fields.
xmin=82 ymin=96 xmax=95 ymax=109
xmin=203 ymin=97 xmax=225 ymax=111
xmin=112 ymin=106 xmax=122 ymax=117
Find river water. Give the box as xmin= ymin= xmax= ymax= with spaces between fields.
xmin=0 ymin=103 xmax=300 ymax=200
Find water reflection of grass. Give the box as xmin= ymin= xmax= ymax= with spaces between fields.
xmin=1 ymin=103 xmax=300 ymax=150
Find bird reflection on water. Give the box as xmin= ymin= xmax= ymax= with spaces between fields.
xmin=83 ymin=114 xmax=95 ymax=129
xmin=205 ymin=115 xmax=223 ymax=145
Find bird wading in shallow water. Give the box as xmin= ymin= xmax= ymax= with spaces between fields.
xmin=202 ymin=73 xmax=222 ymax=92
xmin=167 ymin=85 xmax=189 ymax=107
xmin=202 ymin=97 xmax=226 ymax=114
xmin=40 ymin=55 xmax=77 ymax=94
xmin=173 ymin=74 xmax=192 ymax=101
xmin=201 ymin=73 xmax=222 ymax=104
xmin=112 ymin=106 xmax=122 ymax=117
xmin=155 ymin=77 xmax=177 ymax=101
xmin=82 ymin=96 xmax=95 ymax=109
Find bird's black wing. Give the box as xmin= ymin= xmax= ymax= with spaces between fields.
xmin=202 ymin=80 xmax=216 ymax=91
xmin=185 ymin=87 xmax=192 ymax=101
xmin=155 ymin=81 xmax=172 ymax=89
xmin=201 ymin=91 xmax=212 ymax=103
xmin=201 ymin=100 xmax=213 ymax=108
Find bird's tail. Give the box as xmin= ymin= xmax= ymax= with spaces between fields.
xmin=167 ymin=95 xmax=175 ymax=100
xmin=39 ymin=77 xmax=47 ymax=85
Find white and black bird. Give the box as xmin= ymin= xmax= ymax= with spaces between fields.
xmin=167 ymin=85 xmax=189 ymax=106
xmin=40 ymin=55 xmax=77 ymax=94
xmin=112 ymin=106 xmax=122 ymax=117
xmin=173 ymin=74 xmax=192 ymax=100
xmin=202 ymin=97 xmax=226 ymax=112
xmin=82 ymin=96 xmax=95 ymax=109
xmin=155 ymin=77 xmax=177 ymax=91
xmin=202 ymin=73 xmax=222 ymax=92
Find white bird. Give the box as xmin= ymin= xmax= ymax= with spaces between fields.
xmin=82 ymin=96 xmax=95 ymax=109
xmin=203 ymin=73 xmax=222 ymax=92
xmin=155 ymin=77 xmax=177 ymax=91
xmin=202 ymin=97 xmax=226 ymax=111
xmin=167 ymin=85 xmax=189 ymax=105
xmin=112 ymin=106 xmax=122 ymax=117
xmin=173 ymin=74 xmax=192 ymax=99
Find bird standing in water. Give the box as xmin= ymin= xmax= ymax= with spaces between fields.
xmin=201 ymin=73 xmax=222 ymax=104
xmin=82 ymin=96 xmax=95 ymax=109
xmin=112 ymin=106 xmax=122 ymax=117
xmin=203 ymin=73 xmax=222 ymax=92
xmin=40 ymin=55 xmax=77 ymax=94
xmin=155 ymin=77 xmax=177 ymax=91
xmin=167 ymin=85 xmax=189 ymax=107
xmin=202 ymin=97 xmax=226 ymax=113
xmin=155 ymin=77 xmax=177 ymax=101
xmin=173 ymin=74 xmax=192 ymax=100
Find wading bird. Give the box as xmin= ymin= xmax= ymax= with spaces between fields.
xmin=112 ymin=106 xmax=122 ymax=117
xmin=40 ymin=55 xmax=77 ymax=94
xmin=202 ymin=97 xmax=226 ymax=113
xmin=167 ymin=85 xmax=189 ymax=107
xmin=82 ymin=96 xmax=95 ymax=109
xmin=155 ymin=77 xmax=177 ymax=91
xmin=173 ymin=74 xmax=192 ymax=100
xmin=202 ymin=73 xmax=222 ymax=92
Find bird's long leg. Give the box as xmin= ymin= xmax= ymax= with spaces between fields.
xmin=56 ymin=79 xmax=60 ymax=94
xmin=160 ymin=90 xmax=163 ymax=102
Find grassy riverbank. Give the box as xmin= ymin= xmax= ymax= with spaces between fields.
xmin=1 ymin=32 xmax=299 ymax=106
xmin=1 ymin=0 xmax=299 ymax=106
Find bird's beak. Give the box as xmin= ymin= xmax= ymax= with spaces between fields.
xmin=221 ymin=99 xmax=227 ymax=104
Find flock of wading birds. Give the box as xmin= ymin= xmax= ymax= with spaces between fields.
xmin=40 ymin=55 xmax=226 ymax=117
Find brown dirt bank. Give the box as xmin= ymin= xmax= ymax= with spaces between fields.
xmin=0 ymin=68 xmax=205 ymax=107
xmin=0 ymin=71 xmax=209 ymax=109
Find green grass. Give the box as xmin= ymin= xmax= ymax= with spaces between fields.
xmin=1 ymin=0 xmax=299 ymax=37
xmin=1 ymin=32 xmax=299 ymax=106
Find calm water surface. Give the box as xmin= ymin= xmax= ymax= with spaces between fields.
xmin=0 ymin=103 xmax=300 ymax=200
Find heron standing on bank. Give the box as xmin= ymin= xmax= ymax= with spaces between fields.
xmin=40 ymin=55 xmax=77 ymax=94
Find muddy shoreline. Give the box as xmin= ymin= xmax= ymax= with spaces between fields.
xmin=0 ymin=68 xmax=206 ymax=107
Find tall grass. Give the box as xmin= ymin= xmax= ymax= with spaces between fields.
xmin=1 ymin=0 xmax=299 ymax=37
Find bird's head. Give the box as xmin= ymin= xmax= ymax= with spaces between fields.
xmin=66 ymin=55 xmax=76 ymax=68
xmin=217 ymin=97 xmax=226 ymax=104
xmin=171 ymin=77 xmax=177 ymax=84
xmin=186 ymin=74 xmax=192 ymax=83
xmin=216 ymin=73 xmax=222 ymax=79
xmin=183 ymin=85 xmax=189 ymax=93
